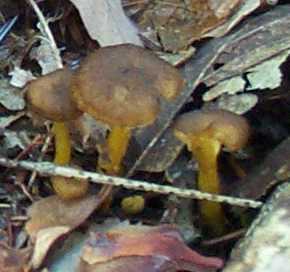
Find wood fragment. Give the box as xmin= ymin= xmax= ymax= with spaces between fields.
xmin=224 ymin=182 xmax=290 ymax=272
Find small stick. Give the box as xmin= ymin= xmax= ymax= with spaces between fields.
xmin=26 ymin=0 xmax=63 ymax=69
xmin=0 ymin=156 xmax=263 ymax=209
xmin=28 ymin=133 xmax=53 ymax=188
xmin=202 ymin=228 xmax=246 ymax=246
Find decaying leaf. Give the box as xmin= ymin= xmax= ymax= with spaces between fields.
xmin=2 ymin=130 xmax=30 ymax=151
xmin=9 ymin=66 xmax=35 ymax=88
xmin=26 ymin=195 xmax=105 ymax=240
xmin=130 ymin=5 xmax=290 ymax=173
xmin=230 ymin=136 xmax=290 ymax=200
xmin=215 ymin=93 xmax=258 ymax=115
xmin=31 ymin=226 xmax=70 ymax=269
xmin=124 ymin=0 xmax=271 ymax=52
xmin=203 ymin=48 xmax=290 ymax=102
xmin=157 ymin=47 xmax=196 ymax=67
xmin=224 ymin=182 xmax=290 ymax=272
xmin=203 ymin=77 xmax=246 ymax=102
xmin=0 ymin=79 xmax=25 ymax=111
xmin=30 ymin=40 xmax=61 ymax=75
xmin=0 ymin=242 xmax=31 ymax=272
xmin=0 ymin=112 xmax=26 ymax=130
xmin=246 ymin=49 xmax=290 ymax=90
xmin=204 ymin=0 xmax=268 ymax=38
xmin=78 ymin=224 xmax=223 ymax=272
xmin=203 ymin=5 xmax=290 ymax=94
xmin=69 ymin=0 xmax=142 ymax=46
xmin=25 ymin=194 xmax=106 ymax=269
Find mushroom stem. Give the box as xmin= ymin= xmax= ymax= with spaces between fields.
xmin=100 ymin=126 xmax=131 ymax=175
xmin=190 ymin=135 xmax=226 ymax=235
xmin=51 ymin=122 xmax=88 ymax=200
xmin=52 ymin=122 xmax=71 ymax=165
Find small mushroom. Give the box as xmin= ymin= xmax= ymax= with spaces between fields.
xmin=71 ymin=44 xmax=184 ymax=175
xmin=173 ymin=109 xmax=250 ymax=234
xmin=26 ymin=68 xmax=89 ymax=200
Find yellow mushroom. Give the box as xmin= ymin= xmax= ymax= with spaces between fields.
xmin=71 ymin=44 xmax=184 ymax=176
xmin=26 ymin=68 xmax=88 ymax=200
xmin=174 ymin=109 xmax=250 ymax=235
xmin=71 ymin=44 xmax=184 ymax=208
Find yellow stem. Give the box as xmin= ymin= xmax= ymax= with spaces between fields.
xmin=51 ymin=122 xmax=88 ymax=200
xmin=191 ymin=135 xmax=226 ymax=235
xmin=97 ymin=126 xmax=131 ymax=210
xmin=99 ymin=126 xmax=131 ymax=175
xmin=52 ymin=122 xmax=71 ymax=165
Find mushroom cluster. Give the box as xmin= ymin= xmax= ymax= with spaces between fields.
xmin=174 ymin=109 xmax=250 ymax=234
xmin=26 ymin=44 xmax=184 ymax=200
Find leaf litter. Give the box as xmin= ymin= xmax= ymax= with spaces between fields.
xmin=1 ymin=0 xmax=290 ymax=271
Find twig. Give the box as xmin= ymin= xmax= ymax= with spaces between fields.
xmin=28 ymin=133 xmax=53 ymax=188
xmin=202 ymin=229 xmax=246 ymax=246
xmin=0 ymin=156 xmax=263 ymax=209
xmin=0 ymin=204 xmax=11 ymax=208
xmin=26 ymin=0 xmax=63 ymax=69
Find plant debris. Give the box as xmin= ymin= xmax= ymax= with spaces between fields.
xmin=0 ymin=0 xmax=290 ymax=271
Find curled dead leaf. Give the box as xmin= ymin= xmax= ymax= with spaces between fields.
xmin=78 ymin=224 xmax=223 ymax=272
xmin=25 ymin=194 xmax=106 ymax=269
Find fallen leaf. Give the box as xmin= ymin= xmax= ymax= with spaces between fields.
xmin=9 ymin=67 xmax=35 ymax=88
xmin=0 ymin=242 xmax=31 ymax=272
xmin=26 ymin=194 xmax=106 ymax=269
xmin=128 ymin=5 xmax=290 ymax=174
xmin=125 ymin=0 xmax=257 ymax=52
xmin=78 ymin=224 xmax=223 ymax=271
xmin=31 ymin=226 xmax=70 ymax=269
xmin=230 ymin=136 xmax=290 ymax=200
xmin=0 ymin=112 xmax=25 ymax=130
xmin=29 ymin=40 xmax=61 ymax=75
xmin=69 ymin=0 xmax=142 ymax=46
xmin=203 ymin=5 xmax=290 ymax=88
xmin=205 ymin=0 xmax=264 ymax=39
xmin=26 ymin=195 xmax=103 ymax=240
xmin=3 ymin=130 xmax=31 ymax=151
xmin=0 ymin=80 xmax=25 ymax=110
xmin=215 ymin=93 xmax=258 ymax=115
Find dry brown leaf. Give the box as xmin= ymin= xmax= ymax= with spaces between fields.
xmin=31 ymin=226 xmax=70 ymax=269
xmin=204 ymin=0 xmax=263 ymax=38
xmin=0 ymin=242 xmax=31 ymax=272
xmin=25 ymin=194 xmax=105 ymax=269
xmin=78 ymin=224 xmax=223 ymax=272
xmin=26 ymin=195 xmax=103 ymax=240
xmin=125 ymin=0 xmax=242 ymax=52
xmin=69 ymin=0 xmax=142 ymax=46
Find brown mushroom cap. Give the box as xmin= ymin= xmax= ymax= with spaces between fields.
xmin=174 ymin=109 xmax=250 ymax=151
xmin=26 ymin=68 xmax=81 ymax=121
xmin=71 ymin=44 xmax=184 ymax=128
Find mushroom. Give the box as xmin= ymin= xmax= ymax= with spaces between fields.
xmin=71 ymin=44 xmax=184 ymax=175
xmin=173 ymin=109 xmax=250 ymax=234
xmin=26 ymin=68 xmax=89 ymax=200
